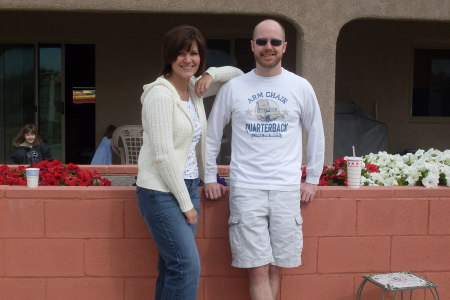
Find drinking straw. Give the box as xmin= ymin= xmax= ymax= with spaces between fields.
xmin=352 ymin=146 xmax=356 ymax=157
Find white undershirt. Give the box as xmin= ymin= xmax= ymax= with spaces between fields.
xmin=182 ymin=97 xmax=202 ymax=179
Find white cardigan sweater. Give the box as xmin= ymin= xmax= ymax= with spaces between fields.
xmin=137 ymin=66 xmax=243 ymax=212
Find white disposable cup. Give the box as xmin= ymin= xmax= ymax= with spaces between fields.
xmin=345 ymin=157 xmax=363 ymax=189
xmin=25 ymin=168 xmax=40 ymax=188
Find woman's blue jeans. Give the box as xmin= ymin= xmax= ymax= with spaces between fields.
xmin=136 ymin=178 xmax=201 ymax=300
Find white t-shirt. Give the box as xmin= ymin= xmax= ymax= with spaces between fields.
xmin=182 ymin=97 xmax=202 ymax=179
xmin=205 ymin=68 xmax=325 ymax=190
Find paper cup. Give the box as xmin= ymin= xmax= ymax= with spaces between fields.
xmin=345 ymin=157 xmax=363 ymax=189
xmin=25 ymin=168 xmax=40 ymax=188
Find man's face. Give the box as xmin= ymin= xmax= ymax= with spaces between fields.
xmin=251 ymin=22 xmax=287 ymax=70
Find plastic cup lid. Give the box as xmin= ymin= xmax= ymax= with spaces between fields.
xmin=344 ymin=156 xmax=363 ymax=161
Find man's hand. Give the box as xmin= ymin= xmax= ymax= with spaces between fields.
xmin=300 ymin=182 xmax=318 ymax=203
xmin=195 ymin=73 xmax=213 ymax=97
xmin=204 ymin=182 xmax=226 ymax=200
xmin=184 ymin=208 xmax=198 ymax=225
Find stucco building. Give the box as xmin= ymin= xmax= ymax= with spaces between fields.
xmin=1 ymin=1 xmax=449 ymax=164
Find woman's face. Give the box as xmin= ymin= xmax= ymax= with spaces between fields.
xmin=25 ymin=132 xmax=36 ymax=144
xmin=170 ymin=41 xmax=200 ymax=80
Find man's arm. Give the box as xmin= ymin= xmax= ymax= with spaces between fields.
xmin=204 ymin=83 xmax=233 ymax=200
xmin=300 ymin=182 xmax=318 ymax=203
xmin=301 ymin=81 xmax=325 ymax=202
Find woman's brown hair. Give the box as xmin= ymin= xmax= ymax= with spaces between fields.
xmin=159 ymin=25 xmax=207 ymax=78
xmin=12 ymin=124 xmax=43 ymax=147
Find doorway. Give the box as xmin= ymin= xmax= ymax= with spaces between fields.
xmin=0 ymin=43 xmax=96 ymax=164
xmin=65 ymin=44 xmax=96 ymax=164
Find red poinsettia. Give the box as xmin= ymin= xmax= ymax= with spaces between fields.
xmin=301 ymin=157 xmax=380 ymax=186
xmin=0 ymin=160 xmax=111 ymax=186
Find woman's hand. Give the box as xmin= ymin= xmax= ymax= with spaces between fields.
xmin=195 ymin=73 xmax=213 ymax=97
xmin=184 ymin=207 xmax=198 ymax=225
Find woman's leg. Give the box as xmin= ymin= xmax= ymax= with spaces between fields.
xmin=155 ymin=254 xmax=166 ymax=300
xmin=136 ymin=182 xmax=200 ymax=300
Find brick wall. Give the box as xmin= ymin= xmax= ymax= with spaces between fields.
xmin=0 ymin=166 xmax=449 ymax=299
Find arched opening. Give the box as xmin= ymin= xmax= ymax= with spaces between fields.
xmin=335 ymin=19 xmax=450 ymax=158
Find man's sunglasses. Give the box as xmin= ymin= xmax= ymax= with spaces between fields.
xmin=254 ymin=38 xmax=283 ymax=47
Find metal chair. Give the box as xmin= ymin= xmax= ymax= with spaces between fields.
xmin=111 ymin=125 xmax=144 ymax=164
xmin=356 ymin=271 xmax=439 ymax=300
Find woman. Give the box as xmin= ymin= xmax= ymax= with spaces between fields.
xmin=135 ymin=25 xmax=242 ymax=300
xmin=9 ymin=124 xmax=53 ymax=164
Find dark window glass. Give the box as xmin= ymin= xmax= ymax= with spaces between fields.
xmin=412 ymin=49 xmax=450 ymax=117
xmin=39 ymin=45 xmax=62 ymax=160
xmin=0 ymin=44 xmax=35 ymax=163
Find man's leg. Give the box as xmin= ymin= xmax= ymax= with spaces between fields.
xmin=228 ymin=187 xmax=274 ymax=299
xmin=248 ymin=265 xmax=273 ymax=300
xmin=269 ymin=265 xmax=281 ymax=299
xmin=268 ymin=190 xmax=302 ymax=300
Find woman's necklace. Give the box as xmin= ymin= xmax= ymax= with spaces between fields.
xmin=167 ymin=76 xmax=189 ymax=101
xmin=175 ymin=87 xmax=189 ymax=101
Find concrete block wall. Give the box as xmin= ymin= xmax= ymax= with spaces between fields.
xmin=0 ymin=165 xmax=449 ymax=299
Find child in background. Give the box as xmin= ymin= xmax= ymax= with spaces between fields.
xmin=9 ymin=124 xmax=53 ymax=164
xmin=91 ymin=125 xmax=119 ymax=165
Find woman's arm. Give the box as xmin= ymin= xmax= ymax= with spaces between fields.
xmin=195 ymin=66 xmax=243 ymax=98
xmin=142 ymin=86 xmax=193 ymax=212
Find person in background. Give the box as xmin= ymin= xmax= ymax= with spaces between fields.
xmin=9 ymin=123 xmax=53 ymax=164
xmin=135 ymin=25 xmax=243 ymax=300
xmin=91 ymin=124 xmax=120 ymax=165
xmin=204 ymin=19 xmax=325 ymax=300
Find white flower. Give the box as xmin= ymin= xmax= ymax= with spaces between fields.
xmin=370 ymin=172 xmax=385 ymax=186
xmin=422 ymin=173 xmax=439 ymax=188
xmin=412 ymin=159 xmax=426 ymax=172
xmin=415 ymin=149 xmax=425 ymax=157
xmin=375 ymin=152 xmax=391 ymax=167
xmin=406 ymin=176 xmax=417 ymax=185
xmin=440 ymin=165 xmax=450 ymax=176
xmin=443 ymin=150 xmax=450 ymax=165
xmin=392 ymin=154 xmax=404 ymax=165
xmin=403 ymin=153 xmax=418 ymax=164
xmin=362 ymin=149 xmax=450 ymax=188
xmin=424 ymin=162 xmax=440 ymax=176
xmin=402 ymin=166 xmax=420 ymax=185
xmin=361 ymin=177 xmax=374 ymax=186
xmin=388 ymin=167 xmax=401 ymax=176
xmin=383 ymin=176 xmax=399 ymax=186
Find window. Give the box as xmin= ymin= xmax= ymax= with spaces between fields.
xmin=412 ymin=49 xmax=450 ymax=117
xmin=0 ymin=44 xmax=35 ymax=163
xmin=206 ymin=38 xmax=254 ymax=72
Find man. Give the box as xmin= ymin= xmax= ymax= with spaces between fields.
xmin=204 ymin=19 xmax=325 ymax=300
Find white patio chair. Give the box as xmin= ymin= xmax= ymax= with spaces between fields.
xmin=111 ymin=125 xmax=144 ymax=164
